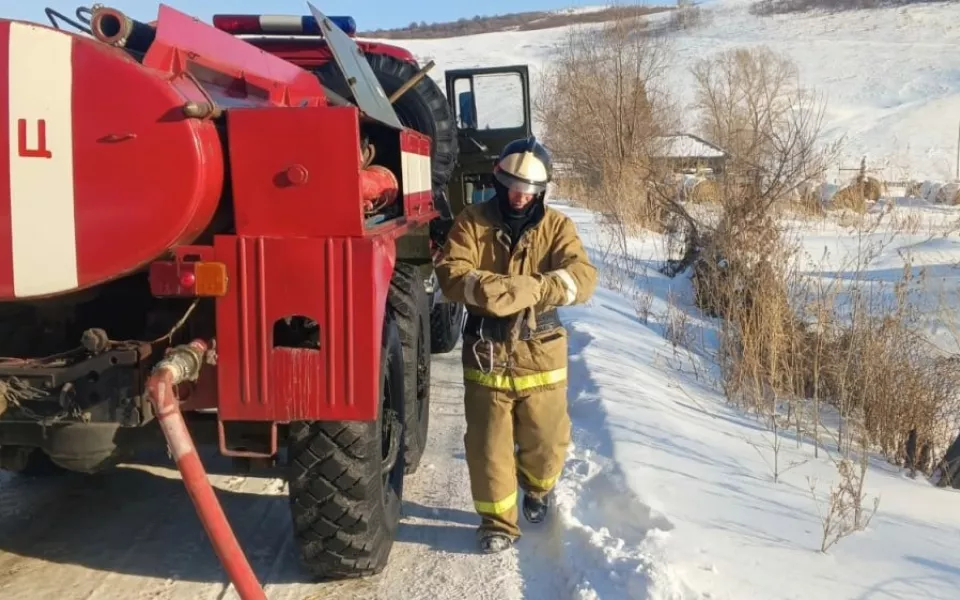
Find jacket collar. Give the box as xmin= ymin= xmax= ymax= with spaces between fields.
xmin=482 ymin=196 xmax=547 ymax=231
xmin=486 ymin=202 xmax=546 ymax=256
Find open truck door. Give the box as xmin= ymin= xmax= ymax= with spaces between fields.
xmin=415 ymin=65 xmax=533 ymax=355
xmin=444 ymin=65 xmax=532 ymax=215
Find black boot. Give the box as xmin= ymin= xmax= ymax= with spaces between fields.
xmin=478 ymin=530 xmax=514 ymax=554
xmin=522 ymin=491 xmax=552 ymax=524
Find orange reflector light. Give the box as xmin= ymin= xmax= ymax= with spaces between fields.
xmin=149 ymin=260 xmax=229 ymax=298
xmin=194 ymin=262 xmax=229 ymax=297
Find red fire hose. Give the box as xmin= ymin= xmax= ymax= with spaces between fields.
xmin=145 ymin=339 xmax=266 ymax=600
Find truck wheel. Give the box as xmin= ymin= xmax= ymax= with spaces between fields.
xmin=287 ymin=311 xmax=405 ymax=579
xmin=388 ymin=262 xmax=431 ymax=475
xmin=0 ymin=446 xmax=66 ymax=477
xmin=314 ymin=53 xmax=459 ymax=190
xmin=430 ymin=301 xmax=464 ymax=354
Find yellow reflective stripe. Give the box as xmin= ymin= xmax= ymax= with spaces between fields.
xmin=517 ymin=464 xmax=561 ymax=490
xmin=463 ymin=370 xmax=513 ymax=390
xmin=474 ymin=489 xmax=517 ymax=515
xmin=463 ymin=367 xmax=567 ymax=391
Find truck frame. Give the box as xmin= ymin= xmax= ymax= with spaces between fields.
xmin=0 ymin=3 xmax=532 ymax=598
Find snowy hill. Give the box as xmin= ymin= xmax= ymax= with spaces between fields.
xmin=384 ymin=0 xmax=960 ymax=182
xmin=357 ymin=4 xmax=656 ymax=39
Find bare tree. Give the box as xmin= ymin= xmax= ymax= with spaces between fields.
xmin=648 ymin=48 xmax=841 ymax=465
xmin=661 ymin=46 xmax=841 ymax=278
xmin=691 ymin=46 xmax=837 ymax=219
xmin=535 ymin=10 xmax=680 ymax=234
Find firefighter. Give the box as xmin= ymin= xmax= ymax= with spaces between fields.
xmin=435 ymin=136 xmax=597 ymax=553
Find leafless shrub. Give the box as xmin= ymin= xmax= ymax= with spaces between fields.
xmin=810 ymin=268 xmax=960 ymax=468
xmin=634 ymin=289 xmax=655 ymax=324
xmin=807 ymin=461 xmax=880 ymax=552
xmin=747 ymin=409 xmax=811 ymax=483
xmin=806 ymin=415 xmax=881 ymax=553
xmin=657 ymin=47 xmax=837 ymax=406
xmin=664 ymin=289 xmax=694 ymax=348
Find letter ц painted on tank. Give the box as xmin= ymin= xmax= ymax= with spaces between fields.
xmin=17 ymin=118 xmax=53 ymax=159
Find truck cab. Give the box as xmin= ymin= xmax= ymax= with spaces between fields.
xmin=444 ymin=65 xmax=534 ymax=215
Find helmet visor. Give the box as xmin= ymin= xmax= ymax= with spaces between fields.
xmin=494 ymin=169 xmax=547 ymax=195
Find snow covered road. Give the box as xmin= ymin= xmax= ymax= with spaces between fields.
xmin=0 ymin=309 xmax=678 ymax=600
xmin=0 ymin=337 xmax=618 ymax=600
xmin=0 ymin=347 xmax=530 ymax=600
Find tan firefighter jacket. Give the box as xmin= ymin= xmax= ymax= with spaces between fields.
xmin=435 ymin=200 xmax=597 ymax=393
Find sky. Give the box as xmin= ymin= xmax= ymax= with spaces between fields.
xmin=0 ymin=1 xmax=669 ymax=32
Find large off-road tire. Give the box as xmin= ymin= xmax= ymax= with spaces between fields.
xmin=314 ymin=53 xmax=459 ymax=191
xmin=388 ymin=262 xmax=431 ymax=475
xmin=430 ymin=300 xmax=464 ymax=354
xmin=287 ymin=310 xmax=406 ymax=579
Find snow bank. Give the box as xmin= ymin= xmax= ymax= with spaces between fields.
xmin=550 ymin=201 xmax=960 ymax=600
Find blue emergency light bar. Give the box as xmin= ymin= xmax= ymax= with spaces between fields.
xmin=212 ymin=14 xmax=358 ymax=37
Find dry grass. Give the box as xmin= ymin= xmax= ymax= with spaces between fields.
xmin=831 ymin=184 xmax=868 ymax=212
xmin=684 ymin=177 xmax=721 ymax=204
xmin=792 ymin=191 xmax=826 ymax=217
xmin=697 ymin=184 xmax=960 ymax=493
xmin=704 ymin=187 xmax=960 ymax=479
xmin=827 ymin=175 xmax=884 ymax=213
xmin=863 ymin=177 xmax=885 ymax=202
xmin=802 ymin=261 xmax=960 ymax=460
xmin=887 ymin=210 xmax=924 ymax=236
xmin=936 ymin=183 xmax=960 ymax=205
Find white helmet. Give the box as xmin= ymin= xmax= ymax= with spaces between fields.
xmin=493 ymin=136 xmax=553 ymax=196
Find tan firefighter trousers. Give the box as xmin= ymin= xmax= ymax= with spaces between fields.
xmin=462 ymin=329 xmax=571 ymax=539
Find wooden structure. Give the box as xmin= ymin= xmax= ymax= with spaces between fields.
xmin=653 ymin=133 xmax=727 ymax=175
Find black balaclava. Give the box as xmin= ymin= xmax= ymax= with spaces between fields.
xmin=494 ymin=179 xmax=545 ymax=252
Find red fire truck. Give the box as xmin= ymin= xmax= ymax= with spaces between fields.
xmin=0 ymin=3 xmax=533 ymax=598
